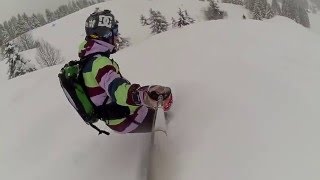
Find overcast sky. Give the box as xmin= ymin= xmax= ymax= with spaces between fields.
xmin=0 ymin=0 xmax=70 ymax=23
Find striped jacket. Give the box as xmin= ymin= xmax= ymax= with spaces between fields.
xmin=79 ymin=38 xmax=142 ymax=126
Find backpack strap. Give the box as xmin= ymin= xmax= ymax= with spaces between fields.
xmin=77 ymin=56 xmax=111 ymax=136
xmin=89 ymin=123 xmax=110 ymax=135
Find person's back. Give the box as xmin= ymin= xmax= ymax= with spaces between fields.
xmin=78 ymin=10 xmax=172 ymax=134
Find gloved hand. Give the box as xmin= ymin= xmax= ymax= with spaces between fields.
xmin=138 ymin=85 xmax=172 ymax=109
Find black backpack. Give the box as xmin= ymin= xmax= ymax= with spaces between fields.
xmin=58 ymin=60 xmax=110 ymax=135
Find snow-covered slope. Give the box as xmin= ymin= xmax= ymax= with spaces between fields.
xmin=1 ymin=12 xmax=320 ymax=180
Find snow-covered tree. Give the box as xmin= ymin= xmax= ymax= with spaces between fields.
xmin=265 ymin=3 xmax=275 ymax=19
xmin=30 ymin=14 xmax=42 ymax=29
xmin=4 ymin=42 xmax=36 ymax=79
xmin=16 ymin=33 xmax=39 ymax=51
xmin=282 ymin=0 xmax=297 ymax=22
xmin=36 ymin=13 xmax=47 ymax=25
xmin=72 ymin=1 xmax=80 ymax=11
xmin=204 ymin=0 xmax=227 ymax=20
xmin=45 ymin=9 xmax=56 ymax=23
xmin=0 ymin=24 xmax=9 ymax=46
xmin=299 ymin=6 xmax=310 ymax=28
xmin=140 ymin=15 xmax=149 ymax=26
xmin=9 ymin=16 xmax=19 ymax=37
xmin=56 ymin=5 xmax=70 ymax=18
xmin=16 ymin=14 xmax=29 ymax=36
xmin=22 ymin=13 xmax=32 ymax=30
xmin=116 ymin=37 xmax=130 ymax=50
xmin=142 ymin=9 xmax=169 ymax=34
xmin=271 ymin=0 xmax=281 ymax=15
xmin=282 ymin=0 xmax=310 ymax=27
xmin=171 ymin=17 xmax=178 ymax=28
xmin=36 ymin=40 xmax=64 ymax=67
xmin=172 ymin=8 xmax=195 ymax=28
xmin=244 ymin=0 xmax=255 ymax=11
xmin=253 ymin=0 xmax=264 ymax=20
xmin=3 ymin=20 xmax=15 ymax=41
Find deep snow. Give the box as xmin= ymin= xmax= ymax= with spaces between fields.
xmin=1 ymin=1 xmax=320 ymax=180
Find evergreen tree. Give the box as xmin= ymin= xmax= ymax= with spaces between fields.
xmin=299 ymin=6 xmax=310 ymax=28
xmin=9 ymin=16 xmax=19 ymax=37
xmin=4 ymin=42 xmax=36 ymax=79
xmin=56 ymin=5 xmax=70 ymax=18
xmin=140 ymin=15 xmax=149 ymax=26
xmin=265 ymin=3 xmax=275 ymax=19
xmin=67 ymin=2 xmax=77 ymax=13
xmin=271 ymin=0 xmax=281 ymax=15
xmin=30 ymin=14 xmax=42 ymax=29
xmin=171 ymin=17 xmax=178 ymax=28
xmin=173 ymin=8 xmax=195 ymax=28
xmin=22 ymin=13 xmax=32 ymax=30
xmin=253 ymin=0 xmax=264 ymax=20
xmin=0 ymin=24 xmax=9 ymax=46
xmin=45 ymin=9 xmax=55 ymax=23
xmin=72 ymin=1 xmax=80 ymax=11
xmin=282 ymin=0 xmax=297 ymax=21
xmin=16 ymin=14 xmax=28 ymax=36
xmin=116 ymin=37 xmax=130 ymax=50
xmin=244 ymin=0 xmax=255 ymax=11
xmin=204 ymin=0 xmax=227 ymax=20
xmin=283 ymin=0 xmax=303 ymax=23
xmin=4 ymin=20 xmax=15 ymax=40
xmin=148 ymin=9 xmax=169 ymax=34
xmin=36 ymin=13 xmax=47 ymax=25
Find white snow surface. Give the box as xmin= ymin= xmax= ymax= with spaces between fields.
xmin=1 ymin=1 xmax=320 ymax=180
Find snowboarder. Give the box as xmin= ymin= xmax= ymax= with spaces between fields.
xmin=77 ymin=10 xmax=173 ymax=134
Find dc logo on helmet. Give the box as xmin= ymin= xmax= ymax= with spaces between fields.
xmin=98 ymin=15 xmax=113 ymax=28
xmin=86 ymin=19 xmax=96 ymax=28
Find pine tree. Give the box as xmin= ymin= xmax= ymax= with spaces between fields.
xmin=72 ymin=1 xmax=80 ymax=11
xmin=16 ymin=14 xmax=28 ymax=36
xmin=283 ymin=0 xmax=303 ymax=23
xmin=265 ymin=3 xmax=275 ymax=19
xmin=22 ymin=13 xmax=32 ymax=30
xmin=56 ymin=5 xmax=70 ymax=18
xmin=282 ymin=0 xmax=297 ymax=21
xmin=9 ymin=16 xmax=19 ymax=37
xmin=30 ymin=14 xmax=42 ymax=29
xmin=36 ymin=13 xmax=47 ymax=25
xmin=67 ymin=2 xmax=77 ymax=13
xmin=171 ymin=17 xmax=178 ymax=28
xmin=45 ymin=9 xmax=55 ymax=23
xmin=244 ymin=0 xmax=255 ymax=11
xmin=271 ymin=0 xmax=281 ymax=15
xmin=4 ymin=20 xmax=15 ymax=41
xmin=116 ymin=37 xmax=130 ymax=50
xmin=140 ymin=15 xmax=149 ymax=26
xmin=205 ymin=0 xmax=226 ymax=20
xmin=253 ymin=0 xmax=264 ymax=20
xmin=173 ymin=8 xmax=195 ymax=28
xmin=4 ymin=42 xmax=36 ymax=79
xmin=148 ymin=9 xmax=169 ymax=34
xmin=299 ymin=6 xmax=310 ymax=28
xmin=0 ymin=24 xmax=8 ymax=46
